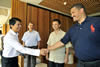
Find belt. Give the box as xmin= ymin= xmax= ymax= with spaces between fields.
xmin=24 ymin=46 xmax=37 ymax=49
xmin=2 ymin=56 xmax=18 ymax=60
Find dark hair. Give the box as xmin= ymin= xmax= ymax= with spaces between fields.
xmin=52 ymin=19 xmax=61 ymax=24
xmin=71 ymin=3 xmax=87 ymax=14
xmin=9 ymin=17 xmax=21 ymax=28
xmin=0 ymin=30 xmax=2 ymax=34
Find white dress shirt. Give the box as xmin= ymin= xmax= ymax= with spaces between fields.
xmin=22 ymin=30 xmax=41 ymax=46
xmin=3 ymin=29 xmax=40 ymax=58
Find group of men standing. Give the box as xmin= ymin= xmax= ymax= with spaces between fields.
xmin=1 ymin=3 xmax=100 ymax=67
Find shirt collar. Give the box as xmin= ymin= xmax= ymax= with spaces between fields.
xmin=54 ymin=29 xmax=62 ymax=34
xmin=10 ymin=29 xmax=18 ymax=36
xmin=28 ymin=30 xmax=35 ymax=32
xmin=77 ymin=16 xmax=88 ymax=25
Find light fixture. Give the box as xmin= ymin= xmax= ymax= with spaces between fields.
xmin=20 ymin=0 xmax=44 ymax=4
xmin=64 ymin=1 xmax=67 ymax=5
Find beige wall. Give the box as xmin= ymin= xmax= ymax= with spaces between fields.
xmin=0 ymin=24 xmax=2 ymax=30
xmin=0 ymin=0 xmax=11 ymax=8
xmin=0 ymin=0 xmax=11 ymax=25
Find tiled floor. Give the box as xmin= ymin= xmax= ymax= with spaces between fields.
xmin=24 ymin=57 xmax=47 ymax=67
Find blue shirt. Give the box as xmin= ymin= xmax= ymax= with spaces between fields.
xmin=61 ymin=17 xmax=100 ymax=61
xmin=22 ymin=30 xmax=41 ymax=47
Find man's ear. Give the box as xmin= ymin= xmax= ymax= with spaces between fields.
xmin=59 ymin=24 xmax=61 ymax=28
xmin=80 ymin=8 xmax=84 ymax=13
xmin=28 ymin=25 xmax=29 ymax=29
xmin=10 ymin=25 xmax=13 ymax=29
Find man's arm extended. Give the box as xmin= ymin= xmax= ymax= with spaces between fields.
xmin=48 ymin=41 xmax=64 ymax=51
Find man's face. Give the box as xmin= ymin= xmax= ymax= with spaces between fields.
xmin=71 ymin=7 xmax=82 ymax=22
xmin=28 ymin=23 xmax=34 ymax=31
xmin=11 ymin=21 xmax=21 ymax=32
xmin=52 ymin=21 xmax=60 ymax=30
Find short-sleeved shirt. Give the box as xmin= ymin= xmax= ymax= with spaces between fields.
xmin=61 ymin=17 xmax=100 ymax=61
xmin=22 ymin=30 xmax=41 ymax=47
xmin=47 ymin=30 xmax=71 ymax=63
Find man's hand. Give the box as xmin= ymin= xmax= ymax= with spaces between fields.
xmin=40 ymin=49 xmax=48 ymax=56
xmin=46 ymin=53 xmax=49 ymax=60
xmin=64 ymin=56 xmax=69 ymax=64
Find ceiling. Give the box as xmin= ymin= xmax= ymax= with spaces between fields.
xmin=40 ymin=0 xmax=100 ymax=16
xmin=20 ymin=0 xmax=100 ymax=16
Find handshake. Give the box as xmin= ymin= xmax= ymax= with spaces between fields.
xmin=40 ymin=48 xmax=49 ymax=56
xmin=40 ymin=46 xmax=53 ymax=56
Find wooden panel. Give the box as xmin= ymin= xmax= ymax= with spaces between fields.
xmin=27 ymin=5 xmax=38 ymax=30
xmin=12 ymin=0 xmax=27 ymax=41
xmin=38 ymin=8 xmax=50 ymax=48
xmin=59 ymin=15 xmax=73 ymax=32
xmin=50 ymin=12 xmax=60 ymax=22
xmin=37 ymin=8 xmax=50 ymax=63
xmin=50 ymin=12 xmax=60 ymax=19
xmin=7 ymin=24 xmax=10 ymax=32
xmin=2 ymin=24 xmax=10 ymax=35
xmin=2 ymin=24 xmax=7 ymax=35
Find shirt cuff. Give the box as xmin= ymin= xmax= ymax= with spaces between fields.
xmin=32 ymin=49 xmax=40 ymax=56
